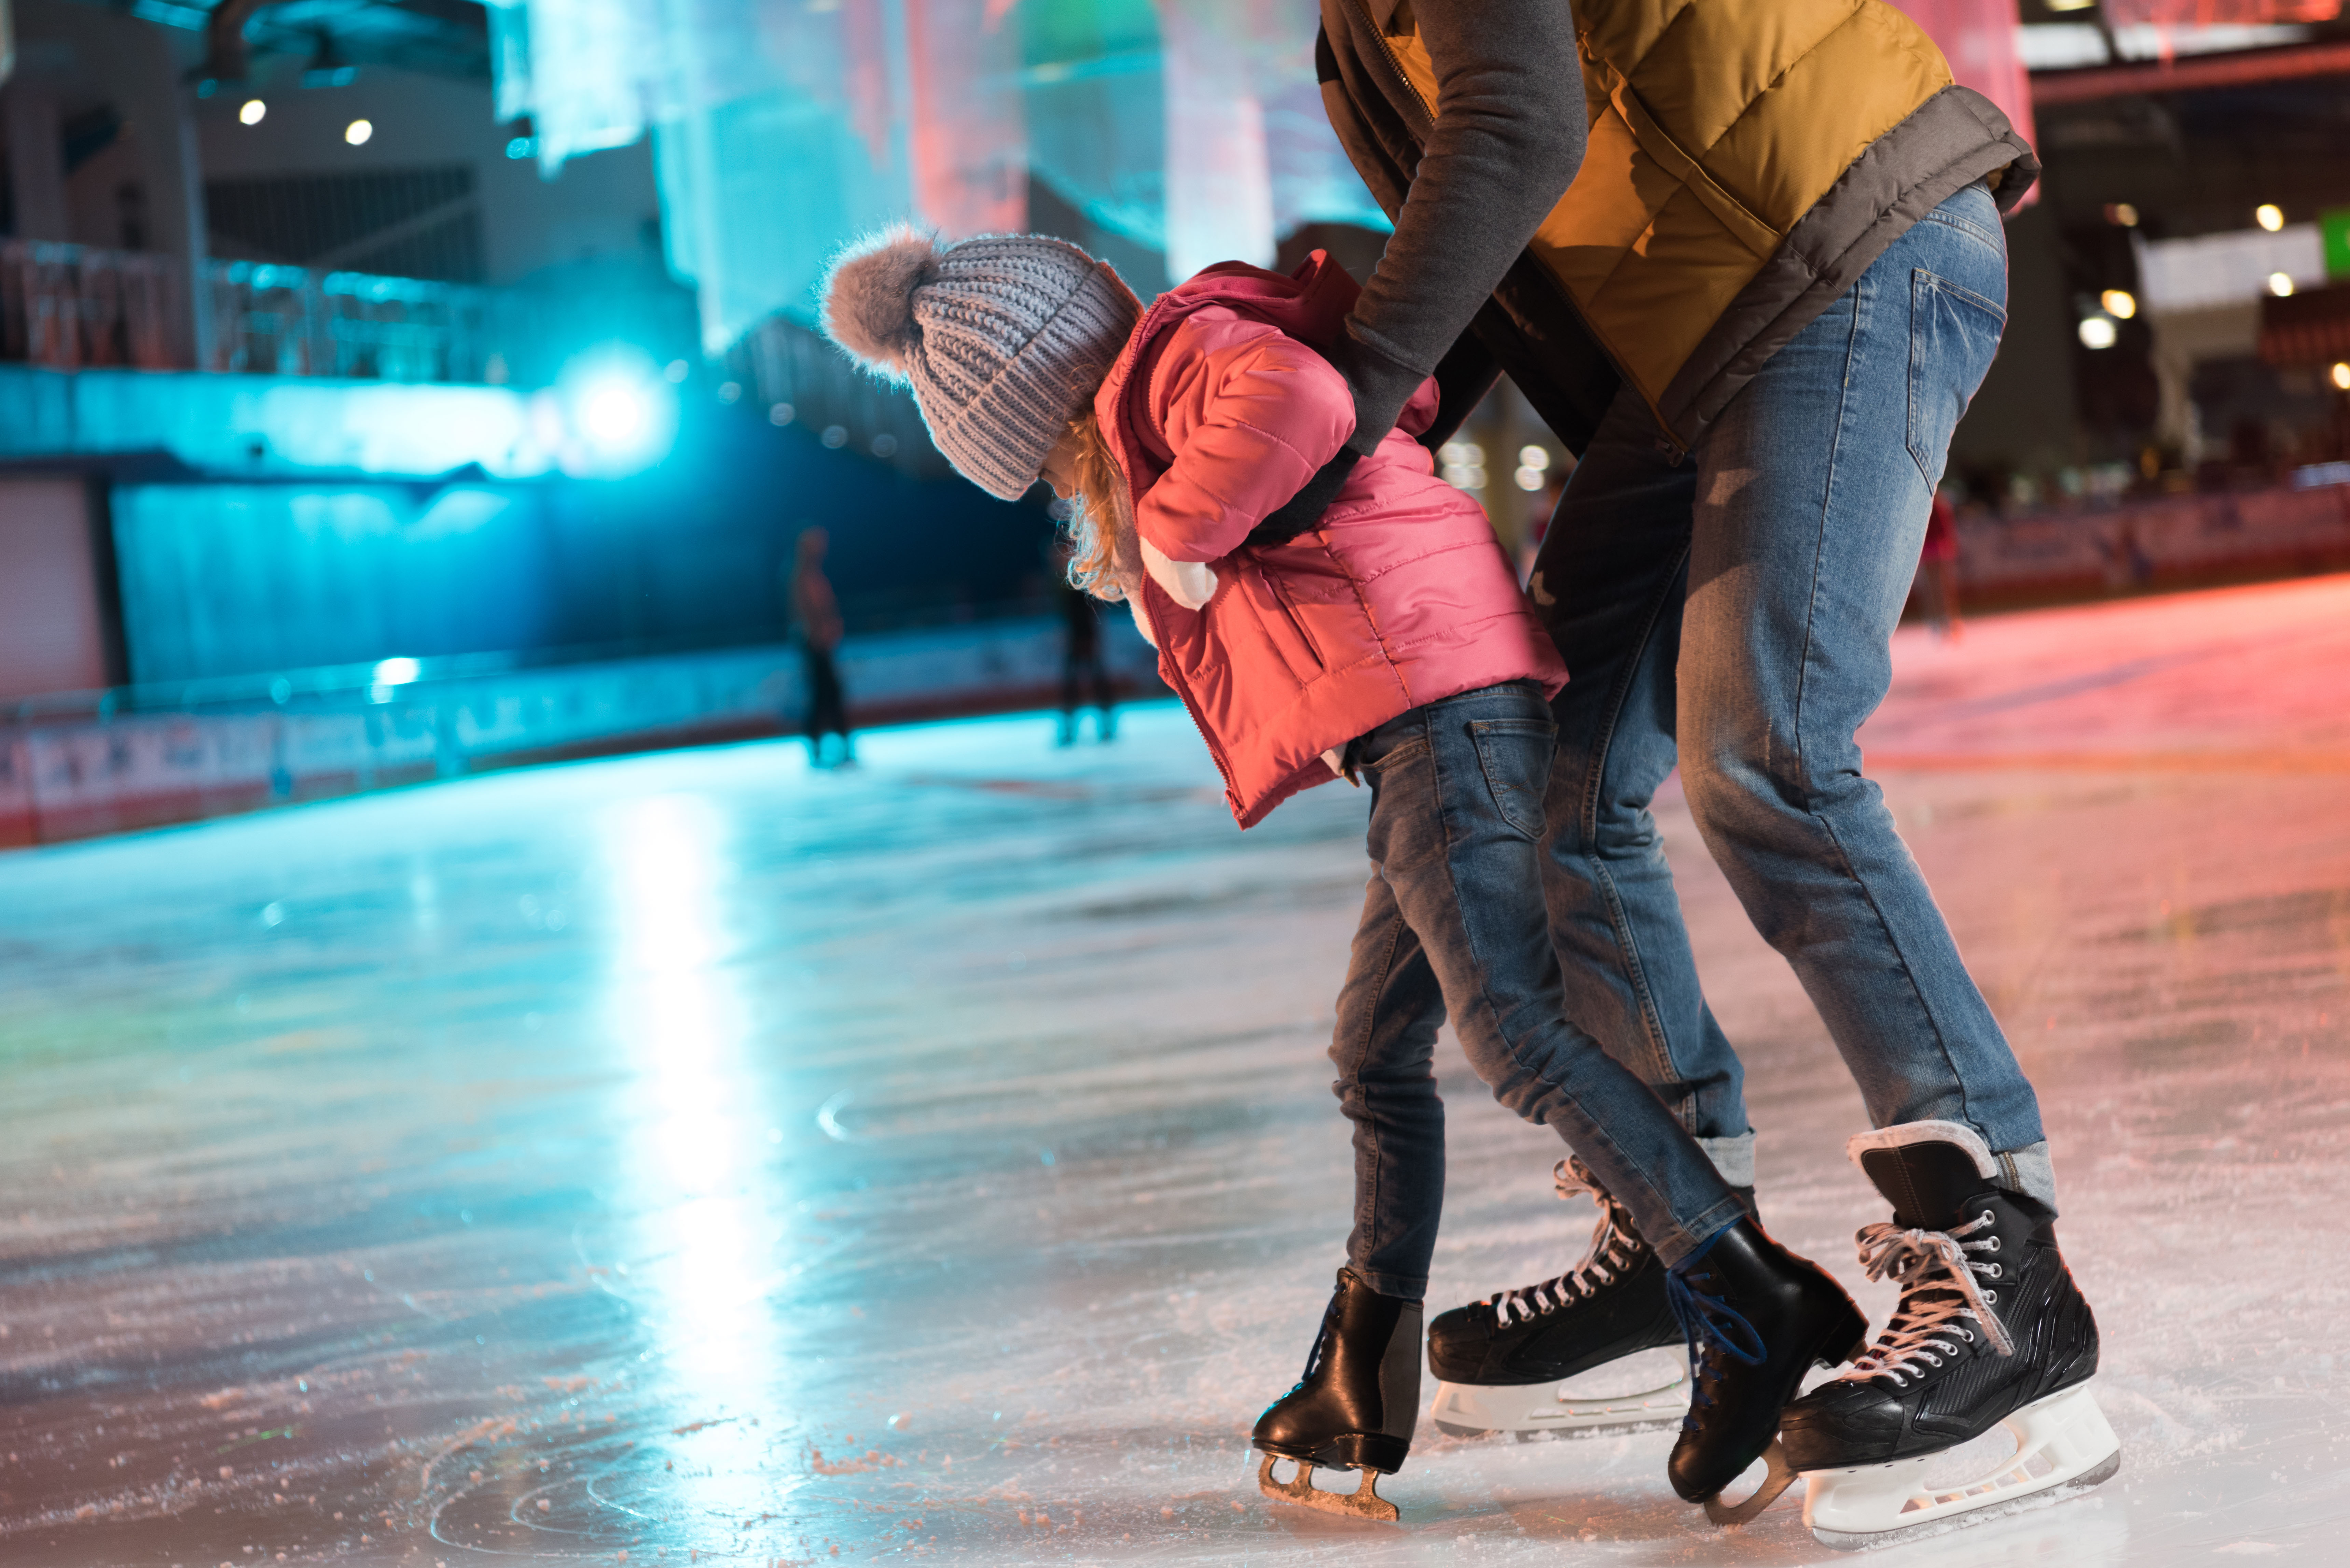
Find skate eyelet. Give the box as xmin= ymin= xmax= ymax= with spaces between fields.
xmin=1985 ymin=1236 xmax=2000 ymax=1251
xmin=1983 ymin=1290 xmax=1997 ymax=1303
xmin=1979 ymin=1211 xmax=1993 ymax=1225
xmin=1986 ymin=1264 xmax=2002 ymax=1278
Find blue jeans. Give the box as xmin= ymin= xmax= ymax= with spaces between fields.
xmin=1530 ymin=181 xmax=2055 ymax=1207
xmin=1331 ymin=681 xmax=1750 ymax=1299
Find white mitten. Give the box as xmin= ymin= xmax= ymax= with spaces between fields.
xmin=1129 ymin=593 xmax=1158 ymax=648
xmin=1139 ymin=535 xmax=1217 ymax=610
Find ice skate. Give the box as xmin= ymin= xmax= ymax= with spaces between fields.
xmin=1781 ymin=1120 xmax=2116 ymax=1550
xmin=1427 ymin=1157 xmax=1711 ymax=1440
xmin=1665 ymin=1217 xmax=1867 ymax=1524
xmin=1252 ymin=1268 xmax=1420 ymax=1522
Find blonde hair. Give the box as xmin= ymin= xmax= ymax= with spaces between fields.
xmin=1059 ymin=410 xmax=1142 ymax=601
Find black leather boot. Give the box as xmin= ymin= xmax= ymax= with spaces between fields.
xmin=1252 ymin=1268 xmax=1420 ymax=1520
xmin=1779 ymin=1122 xmax=2106 ymax=1478
xmin=1665 ymin=1217 xmax=1866 ymax=1518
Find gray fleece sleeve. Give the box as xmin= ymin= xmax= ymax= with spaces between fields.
xmin=1334 ymin=0 xmax=1587 ymax=454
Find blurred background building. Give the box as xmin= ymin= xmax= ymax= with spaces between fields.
xmin=0 ymin=0 xmax=2347 ymax=844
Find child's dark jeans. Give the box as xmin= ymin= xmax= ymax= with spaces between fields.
xmin=1330 ymin=680 xmax=1746 ymax=1301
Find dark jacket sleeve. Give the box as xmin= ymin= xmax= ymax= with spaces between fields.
xmin=1332 ymin=0 xmax=1587 ymax=455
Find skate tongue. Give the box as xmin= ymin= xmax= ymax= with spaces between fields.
xmin=1858 ymin=1142 xmax=1991 ymax=1233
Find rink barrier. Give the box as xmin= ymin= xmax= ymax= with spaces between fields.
xmin=0 ymin=614 xmax=1159 ymax=849
xmin=1950 ymin=479 xmax=2350 ymax=606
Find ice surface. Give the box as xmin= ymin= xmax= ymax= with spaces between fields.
xmin=2 ymin=576 xmax=2348 ymax=1564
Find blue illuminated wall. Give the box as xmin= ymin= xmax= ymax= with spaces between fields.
xmin=111 ymin=485 xmax=567 ymax=685
xmin=103 ymin=401 xmax=1056 ymax=688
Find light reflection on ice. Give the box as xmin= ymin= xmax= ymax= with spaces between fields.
xmin=602 ymin=792 xmax=791 ymax=1524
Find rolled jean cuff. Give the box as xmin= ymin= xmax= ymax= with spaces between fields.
xmin=1649 ymin=1193 xmax=1752 ymax=1271
xmin=1697 ymin=1130 xmax=1756 ymax=1189
xmin=1997 ymin=1140 xmax=2058 ymax=1213
xmin=1351 ymin=1264 xmax=1427 ymax=1304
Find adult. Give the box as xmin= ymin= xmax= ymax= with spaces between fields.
xmin=1289 ymin=0 xmax=2113 ymax=1535
xmin=788 ymin=527 xmax=853 ymax=767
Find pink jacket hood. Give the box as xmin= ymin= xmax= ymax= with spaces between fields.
xmin=1094 ymin=253 xmax=1566 ymax=827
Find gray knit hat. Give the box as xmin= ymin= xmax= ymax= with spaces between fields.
xmin=818 ymin=227 xmax=1142 ymax=500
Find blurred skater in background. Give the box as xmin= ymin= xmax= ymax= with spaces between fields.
xmin=1917 ymin=487 xmax=1964 ymax=640
xmin=789 ymin=527 xmax=854 ymax=767
xmin=1052 ymin=535 xmax=1117 ymax=746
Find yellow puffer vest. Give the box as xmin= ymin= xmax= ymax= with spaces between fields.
xmin=1322 ymin=0 xmax=2037 ymax=450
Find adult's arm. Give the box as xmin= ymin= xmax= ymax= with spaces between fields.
xmin=1332 ymin=0 xmax=1587 ymax=456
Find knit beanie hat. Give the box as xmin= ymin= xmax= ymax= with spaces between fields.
xmin=819 ymin=227 xmax=1142 ymax=500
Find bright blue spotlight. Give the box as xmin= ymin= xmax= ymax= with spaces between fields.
xmin=583 ymin=382 xmax=648 ymax=443
xmin=555 ymin=348 xmax=678 ymax=477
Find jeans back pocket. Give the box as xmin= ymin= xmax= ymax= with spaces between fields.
xmin=1469 ymin=716 xmax=1558 ymax=840
xmin=1908 ymin=269 xmax=2006 ymax=492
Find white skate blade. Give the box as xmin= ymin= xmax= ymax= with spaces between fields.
xmin=1256 ymin=1454 xmax=1400 ymax=1522
xmin=1801 ymin=1381 xmax=2123 ymax=1550
xmin=1429 ymin=1359 xmax=1689 ymax=1440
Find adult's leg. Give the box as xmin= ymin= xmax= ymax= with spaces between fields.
xmin=1530 ymin=394 xmax=1753 ymax=1185
xmin=1357 ymin=684 xmax=1746 ymax=1265
xmin=1678 ymin=183 xmax=2051 ymax=1201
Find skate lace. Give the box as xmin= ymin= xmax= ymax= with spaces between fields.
xmin=1260 ymin=1300 xmax=1340 ymax=1418
xmin=1665 ymin=1267 xmax=1766 ymax=1416
xmin=1834 ymin=1210 xmax=2016 ymax=1388
xmin=1486 ymin=1158 xmax=1645 ymax=1326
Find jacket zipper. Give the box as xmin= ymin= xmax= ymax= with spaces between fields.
xmin=1147 ymin=584 xmax=1245 ymax=809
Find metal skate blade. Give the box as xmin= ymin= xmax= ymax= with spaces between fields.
xmin=1801 ymin=1383 xmax=2124 ymax=1550
xmin=1256 ymin=1454 xmax=1400 ymax=1523
xmin=1703 ymin=1439 xmax=1800 ymax=1526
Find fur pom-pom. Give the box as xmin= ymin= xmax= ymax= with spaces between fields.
xmin=819 ymin=225 xmax=943 ymax=380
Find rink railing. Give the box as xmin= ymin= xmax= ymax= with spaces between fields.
xmin=0 ymin=240 xmax=526 ymax=385
xmin=0 ymin=616 xmax=1159 ymax=849
xmin=1951 ymin=474 xmax=2350 ymax=607
xmin=202 ymin=262 xmax=519 ymax=384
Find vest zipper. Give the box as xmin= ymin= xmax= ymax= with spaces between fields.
xmin=1341 ymin=3 xmax=1691 ymax=459
xmin=1346 ymin=0 xmax=1433 ymax=131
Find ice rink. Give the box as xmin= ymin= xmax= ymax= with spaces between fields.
xmin=4 ymin=575 xmax=2348 ymax=1567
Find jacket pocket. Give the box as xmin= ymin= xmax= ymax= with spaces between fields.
xmin=1908 ymin=269 xmax=2006 ymax=491
xmin=1237 ymin=561 xmax=1325 ymax=687
xmin=1469 ymin=715 xmax=1557 ymax=840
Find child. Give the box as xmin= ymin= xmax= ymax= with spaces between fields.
xmin=818 ymin=230 xmax=1859 ymax=1523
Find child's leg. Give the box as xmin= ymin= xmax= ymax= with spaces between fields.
xmin=1355 ymin=682 xmax=1746 ymax=1268
xmin=1328 ymin=869 xmax=1449 ymax=1303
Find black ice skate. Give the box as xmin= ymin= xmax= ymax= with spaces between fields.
xmin=1666 ymin=1217 xmax=1867 ymax=1525
xmin=1780 ymin=1120 xmax=2119 ymax=1550
xmin=1252 ymin=1268 xmax=1420 ymax=1521
xmin=1427 ymin=1157 xmax=1723 ymax=1440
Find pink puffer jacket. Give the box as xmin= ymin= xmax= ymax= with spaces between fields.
xmin=1096 ymin=252 xmax=1566 ymax=828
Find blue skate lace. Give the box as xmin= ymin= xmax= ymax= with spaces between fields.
xmin=1258 ymin=1301 xmax=1340 ymax=1421
xmin=1665 ymin=1266 xmax=1766 ymax=1421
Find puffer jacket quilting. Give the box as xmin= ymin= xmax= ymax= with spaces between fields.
xmin=1095 ymin=252 xmax=1566 ymax=828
